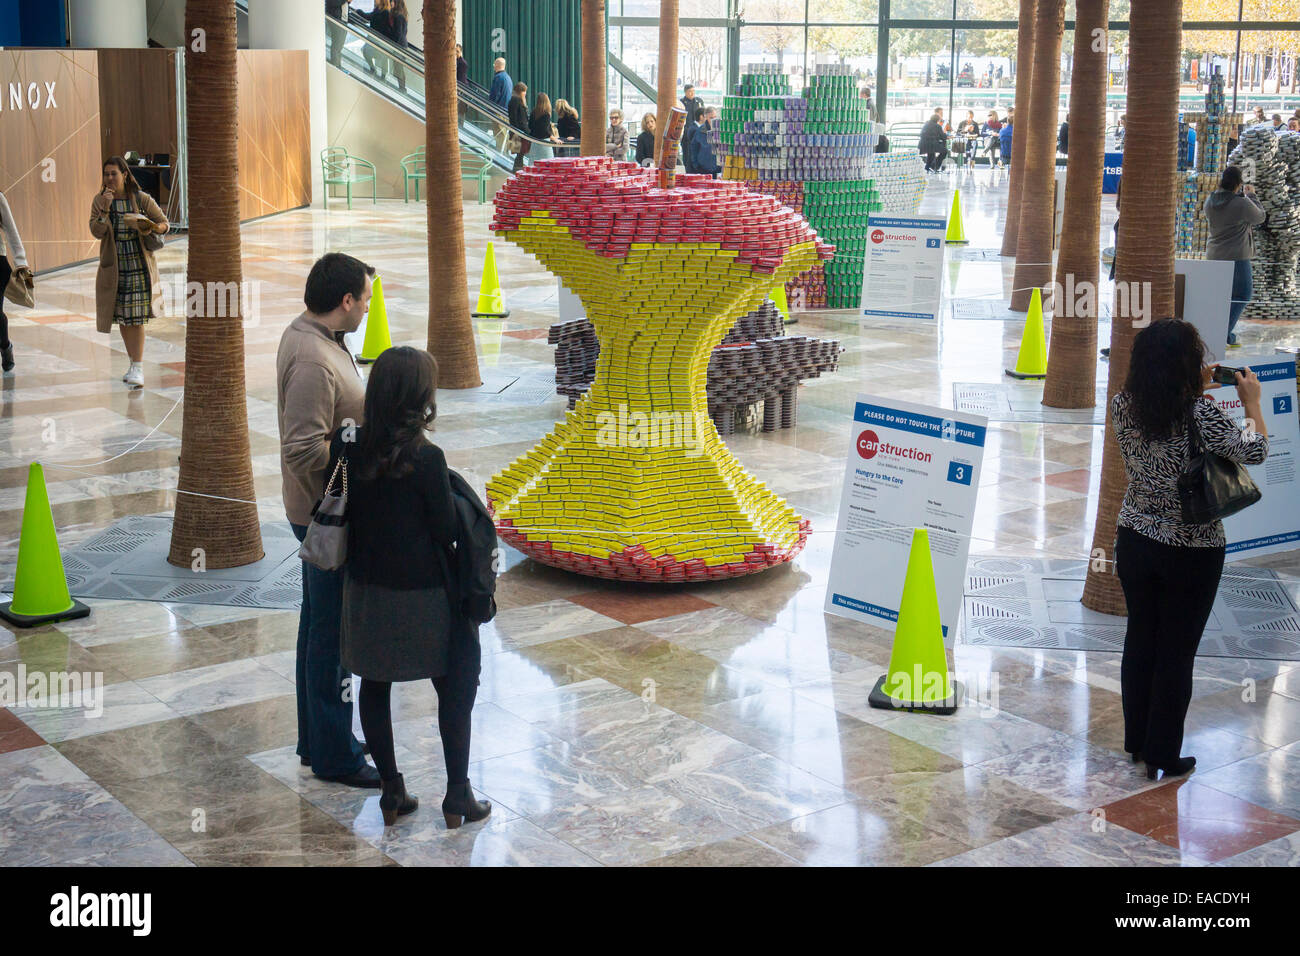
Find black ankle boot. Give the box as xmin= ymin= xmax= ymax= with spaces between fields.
xmin=1146 ymin=756 xmax=1196 ymax=780
xmin=379 ymin=773 xmax=419 ymax=826
xmin=1 ymin=344 xmax=13 ymax=372
xmin=442 ymin=780 xmax=491 ymax=829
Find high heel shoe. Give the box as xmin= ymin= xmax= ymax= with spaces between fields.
xmin=1145 ymin=756 xmax=1196 ymax=780
xmin=442 ymin=780 xmax=491 ymax=829
xmin=379 ymin=773 xmax=419 ymax=826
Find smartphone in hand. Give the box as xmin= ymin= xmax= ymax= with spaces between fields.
xmin=1213 ymin=364 xmax=1243 ymax=386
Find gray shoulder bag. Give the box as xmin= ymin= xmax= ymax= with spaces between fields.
xmin=299 ymin=456 xmax=349 ymax=570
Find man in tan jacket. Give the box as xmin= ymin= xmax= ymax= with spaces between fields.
xmin=277 ymin=252 xmax=379 ymax=788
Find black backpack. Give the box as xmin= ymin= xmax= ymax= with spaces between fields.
xmin=443 ymin=470 xmax=499 ymax=625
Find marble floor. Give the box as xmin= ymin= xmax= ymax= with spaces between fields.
xmin=1 ymin=165 xmax=1299 ymax=866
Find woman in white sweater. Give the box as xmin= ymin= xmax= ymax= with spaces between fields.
xmin=0 ymin=190 xmax=31 ymax=372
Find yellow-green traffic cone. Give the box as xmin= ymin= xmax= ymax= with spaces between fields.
xmin=771 ymin=282 xmax=795 ymax=325
xmin=0 ymin=463 xmax=90 ymax=628
xmin=945 ymin=189 xmax=969 ymax=244
xmin=1006 ymin=287 xmax=1048 ymax=379
xmin=355 ymin=274 xmax=392 ymax=365
xmin=472 ymin=242 xmax=510 ymax=318
xmin=868 ymin=528 xmax=958 ymax=715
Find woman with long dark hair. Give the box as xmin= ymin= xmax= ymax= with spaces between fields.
xmin=90 ymin=157 xmax=168 ymax=388
xmin=1112 ymin=319 xmax=1269 ymax=779
xmin=327 ymin=347 xmax=490 ymax=828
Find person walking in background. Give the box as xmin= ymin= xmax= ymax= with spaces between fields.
xmin=606 ymin=109 xmax=630 ymax=161
xmin=489 ymin=57 xmax=513 ymax=110
xmin=91 ymin=157 xmax=168 ymax=389
xmin=327 ymin=346 xmax=491 ymax=829
xmin=326 ymin=0 xmax=346 ymax=68
xmin=361 ymin=0 xmax=391 ymax=80
xmin=635 ymin=112 xmax=656 ymax=167
xmin=529 ymin=92 xmax=563 ymax=162
xmin=983 ymin=110 xmax=1003 ymax=167
xmin=999 ymin=109 xmax=1014 ymax=167
xmin=919 ymin=112 xmax=948 ymax=173
xmin=1204 ymin=165 xmax=1265 ymax=348
xmin=860 ymin=85 xmax=877 ymax=123
xmin=455 ymin=43 xmax=467 ymax=83
xmin=382 ymin=0 xmax=409 ymax=92
xmin=277 ymin=252 xmax=379 ymax=790
xmin=508 ymin=82 xmax=530 ymax=172
xmin=1057 ymin=112 xmax=1069 ymax=156
xmin=681 ymin=107 xmax=702 ymax=174
xmin=681 ymin=83 xmax=703 ymax=121
xmin=0 ymin=189 xmax=31 ymax=372
xmin=1112 ymin=319 xmax=1269 ymax=780
xmin=690 ymin=107 xmax=721 ymax=178
xmin=554 ymin=98 xmax=581 ymax=156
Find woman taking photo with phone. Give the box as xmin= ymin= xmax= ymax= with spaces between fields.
xmin=91 ymin=157 xmax=168 ymax=388
xmin=1204 ymin=165 xmax=1265 ymax=348
xmin=1112 ymin=319 xmax=1269 ymax=780
xmin=327 ymin=346 xmax=490 ymax=829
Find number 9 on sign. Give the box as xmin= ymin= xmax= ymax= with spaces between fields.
xmin=947 ymin=461 xmax=972 ymax=485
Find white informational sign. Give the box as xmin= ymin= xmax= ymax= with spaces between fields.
xmin=558 ymin=279 xmax=584 ymax=321
xmin=824 ymin=395 xmax=989 ymax=637
xmin=1175 ymin=258 xmax=1234 ymax=365
xmin=1216 ymin=355 xmax=1300 ymax=560
xmin=859 ymin=216 xmax=947 ymax=321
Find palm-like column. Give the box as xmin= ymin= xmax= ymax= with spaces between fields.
xmin=424 ymin=0 xmax=479 ymax=388
xmin=580 ymin=0 xmax=607 ymax=157
xmin=1001 ymin=0 xmax=1037 ymax=258
xmin=1010 ymin=0 xmax=1065 ymax=312
xmin=1082 ymin=0 xmax=1182 ymax=614
xmin=1043 ymin=0 xmax=1109 ymax=408
xmin=487 ymin=159 xmax=832 ymax=581
xmin=167 ymin=0 xmax=263 ymax=569
xmin=654 ymin=0 xmax=679 ymax=160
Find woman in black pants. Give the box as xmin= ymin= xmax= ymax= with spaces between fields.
xmin=1112 ymin=320 xmax=1269 ymax=779
xmin=0 ymin=189 xmax=31 ymax=371
xmin=327 ymin=347 xmax=490 ymax=828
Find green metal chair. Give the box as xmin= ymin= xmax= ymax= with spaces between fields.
xmin=888 ymin=122 xmax=924 ymax=154
xmin=460 ymin=145 xmax=494 ymax=205
xmin=321 ymin=146 xmax=377 ymax=209
xmin=401 ymin=145 xmax=426 ymax=202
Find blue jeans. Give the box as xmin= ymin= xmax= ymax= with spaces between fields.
xmin=290 ymin=522 xmax=365 ymax=778
xmin=1228 ymin=259 xmax=1253 ymax=343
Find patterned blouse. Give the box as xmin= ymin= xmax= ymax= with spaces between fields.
xmin=1113 ymin=391 xmax=1270 ymax=548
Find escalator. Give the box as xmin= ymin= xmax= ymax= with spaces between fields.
xmin=233 ymin=1 xmax=558 ymax=175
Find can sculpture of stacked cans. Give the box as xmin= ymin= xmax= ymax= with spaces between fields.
xmin=486 ymin=155 xmax=835 ymax=582
xmin=712 ymin=64 xmax=924 ymax=310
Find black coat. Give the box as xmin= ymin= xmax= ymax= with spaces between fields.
xmin=508 ymin=96 xmax=529 ymax=133
xmin=919 ymin=119 xmax=947 ymax=153
xmin=529 ymin=109 xmax=554 ymax=141
xmin=329 ymin=429 xmax=460 ymax=682
xmin=635 ymin=129 xmax=656 ymax=163
xmin=557 ymin=113 xmax=581 ymax=140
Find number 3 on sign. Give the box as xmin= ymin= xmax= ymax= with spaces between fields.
xmin=947 ymin=461 xmax=972 ymax=485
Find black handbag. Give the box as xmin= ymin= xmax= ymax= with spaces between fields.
xmin=1176 ymin=409 xmax=1261 ymax=524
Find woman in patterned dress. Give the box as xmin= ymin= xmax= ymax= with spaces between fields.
xmin=91 ymin=157 xmax=168 ymax=388
xmin=1112 ymin=319 xmax=1270 ymax=780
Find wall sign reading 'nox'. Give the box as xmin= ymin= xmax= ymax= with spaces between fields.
xmin=825 ymin=395 xmax=987 ymax=638
xmin=0 ymin=81 xmax=58 ymax=112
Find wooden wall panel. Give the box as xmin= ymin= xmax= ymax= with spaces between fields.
xmin=235 ymin=50 xmax=311 ymax=220
xmin=96 ymin=48 xmax=177 ymax=162
xmin=0 ymin=50 xmax=103 ymax=272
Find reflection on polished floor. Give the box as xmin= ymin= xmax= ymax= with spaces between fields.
xmin=2 ymin=167 xmax=1299 ymax=866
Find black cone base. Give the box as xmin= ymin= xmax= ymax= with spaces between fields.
xmin=1005 ymin=369 xmax=1046 ymax=380
xmin=0 ymin=598 xmax=91 ymax=629
xmin=868 ymin=675 xmax=960 ymax=716
xmin=471 ymin=310 xmax=510 ymax=318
